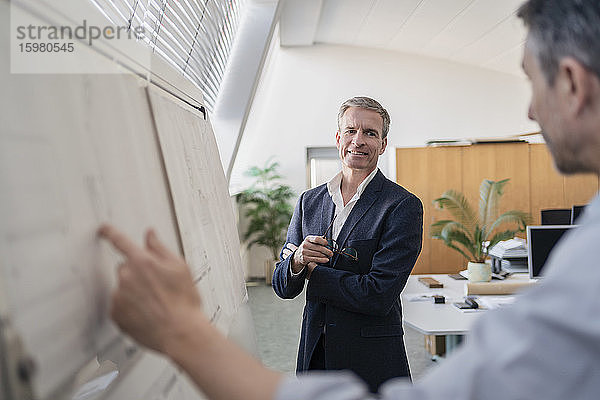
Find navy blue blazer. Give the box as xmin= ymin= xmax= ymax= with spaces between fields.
xmin=272 ymin=170 xmax=423 ymax=391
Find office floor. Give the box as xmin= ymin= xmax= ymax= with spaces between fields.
xmin=247 ymin=284 xmax=436 ymax=382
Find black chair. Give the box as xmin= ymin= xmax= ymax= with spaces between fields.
xmin=541 ymin=208 xmax=571 ymax=225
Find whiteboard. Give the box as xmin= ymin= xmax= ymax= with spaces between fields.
xmin=0 ymin=38 xmax=247 ymax=400
xmin=0 ymin=69 xmax=184 ymax=398
xmin=147 ymin=89 xmax=247 ymax=332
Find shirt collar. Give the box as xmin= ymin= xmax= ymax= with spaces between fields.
xmin=327 ymin=168 xmax=379 ymax=202
xmin=355 ymin=168 xmax=379 ymax=198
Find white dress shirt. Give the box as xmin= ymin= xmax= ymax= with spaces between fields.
xmin=277 ymin=192 xmax=600 ymax=400
xmin=290 ymin=168 xmax=379 ymax=276
xmin=326 ymin=167 xmax=378 ymax=241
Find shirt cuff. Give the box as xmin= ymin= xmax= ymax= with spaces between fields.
xmin=290 ymin=263 xmax=305 ymax=277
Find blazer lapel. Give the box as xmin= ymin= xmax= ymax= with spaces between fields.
xmin=320 ymin=193 xmax=336 ymax=267
xmin=332 ymin=171 xmax=384 ymax=267
xmin=320 ymin=192 xmax=336 ymax=237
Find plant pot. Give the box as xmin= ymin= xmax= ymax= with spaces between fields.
xmin=467 ymin=261 xmax=492 ymax=282
xmin=265 ymin=260 xmax=276 ymax=285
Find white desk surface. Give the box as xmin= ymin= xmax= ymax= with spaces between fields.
xmin=402 ymin=274 xmax=530 ymax=336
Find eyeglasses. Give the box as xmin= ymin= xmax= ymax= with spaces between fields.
xmin=322 ymin=215 xmax=358 ymax=262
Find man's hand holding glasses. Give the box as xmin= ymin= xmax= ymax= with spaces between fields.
xmin=283 ymin=215 xmax=359 ymax=280
xmin=288 ymin=236 xmax=333 ymax=277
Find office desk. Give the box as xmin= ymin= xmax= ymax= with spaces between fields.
xmin=402 ymin=273 xmax=530 ymax=355
xmin=402 ymin=274 xmax=480 ymax=336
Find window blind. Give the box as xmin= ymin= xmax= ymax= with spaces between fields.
xmin=89 ymin=0 xmax=244 ymax=112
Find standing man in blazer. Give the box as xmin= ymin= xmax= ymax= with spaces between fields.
xmin=272 ymin=96 xmax=423 ymax=392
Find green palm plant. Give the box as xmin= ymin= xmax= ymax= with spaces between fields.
xmin=236 ymin=160 xmax=295 ymax=261
xmin=431 ymin=179 xmax=531 ymax=263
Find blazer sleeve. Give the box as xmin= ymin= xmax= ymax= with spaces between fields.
xmin=306 ymin=195 xmax=423 ymax=316
xmin=272 ymin=192 xmax=308 ymax=299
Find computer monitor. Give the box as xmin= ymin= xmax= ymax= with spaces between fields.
xmin=571 ymin=205 xmax=586 ymax=224
xmin=540 ymin=208 xmax=572 ymax=225
xmin=527 ymin=225 xmax=576 ymax=279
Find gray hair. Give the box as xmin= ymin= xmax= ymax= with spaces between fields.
xmin=337 ymin=96 xmax=391 ymax=139
xmin=518 ymin=0 xmax=600 ymax=84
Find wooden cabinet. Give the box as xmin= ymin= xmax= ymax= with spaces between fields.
xmin=397 ymin=146 xmax=463 ymax=273
xmin=529 ymin=144 xmax=598 ymax=224
xmin=397 ymin=143 xmax=599 ymax=274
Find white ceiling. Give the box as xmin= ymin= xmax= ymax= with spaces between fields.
xmin=279 ymin=0 xmax=528 ymax=76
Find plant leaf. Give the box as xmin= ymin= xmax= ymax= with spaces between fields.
xmin=433 ymin=189 xmax=478 ymax=236
xmin=487 ymin=210 xmax=531 ymax=238
xmin=431 ymin=221 xmax=477 ymax=261
xmin=238 ymin=159 xmax=296 ymax=258
xmin=479 ymin=179 xmax=509 ymax=234
xmin=432 ymin=227 xmax=474 ymax=262
xmin=432 ymin=178 xmax=528 ymax=264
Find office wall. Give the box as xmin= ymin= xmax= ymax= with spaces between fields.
xmin=231 ymin=41 xmax=539 ymax=197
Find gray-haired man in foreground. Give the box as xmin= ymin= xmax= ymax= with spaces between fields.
xmin=100 ymin=0 xmax=600 ymax=398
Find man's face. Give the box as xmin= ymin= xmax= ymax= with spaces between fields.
xmin=523 ymin=39 xmax=587 ymax=174
xmin=336 ymin=107 xmax=387 ymax=173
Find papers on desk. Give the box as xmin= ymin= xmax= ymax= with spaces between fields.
xmin=453 ymin=295 xmax=516 ymax=313
xmin=405 ymin=293 xmax=444 ymax=302
xmin=488 ymin=237 xmax=528 ymax=258
xmin=476 ymin=296 xmax=516 ymax=310
xmin=453 ymin=304 xmax=485 ymax=313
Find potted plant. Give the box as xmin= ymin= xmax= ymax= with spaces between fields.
xmin=431 ymin=179 xmax=531 ymax=282
xmin=236 ymin=160 xmax=295 ymax=284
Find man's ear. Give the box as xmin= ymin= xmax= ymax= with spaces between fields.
xmin=379 ymin=137 xmax=388 ymax=155
xmin=335 ymin=130 xmax=341 ymax=148
xmin=558 ymin=57 xmax=593 ymax=117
